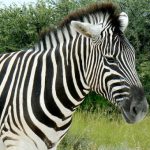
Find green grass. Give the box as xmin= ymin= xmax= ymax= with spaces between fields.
xmin=58 ymin=110 xmax=150 ymax=150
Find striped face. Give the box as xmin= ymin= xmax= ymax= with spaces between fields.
xmin=96 ymin=31 xmax=140 ymax=103
xmin=71 ymin=12 xmax=148 ymax=123
xmin=103 ymin=36 xmax=148 ymax=124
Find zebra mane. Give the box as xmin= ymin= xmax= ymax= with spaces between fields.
xmin=39 ymin=3 xmax=121 ymax=39
xmin=59 ymin=2 xmax=121 ymax=29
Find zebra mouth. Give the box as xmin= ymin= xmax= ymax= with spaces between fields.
xmin=121 ymin=105 xmax=148 ymax=124
xmin=121 ymin=108 xmax=135 ymax=124
xmin=117 ymin=95 xmax=148 ymax=124
xmin=117 ymin=101 xmax=135 ymax=123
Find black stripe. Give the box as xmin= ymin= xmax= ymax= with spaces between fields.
xmin=31 ymin=52 xmax=60 ymax=128
xmin=22 ymin=51 xmax=53 ymax=149
xmin=0 ymin=54 xmax=20 ymax=120
xmin=44 ymin=51 xmax=65 ymax=119
xmin=42 ymin=36 xmax=47 ymax=50
xmin=15 ymin=51 xmax=33 ymax=134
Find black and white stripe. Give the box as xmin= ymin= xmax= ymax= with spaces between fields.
xmin=0 ymin=3 xmax=148 ymax=150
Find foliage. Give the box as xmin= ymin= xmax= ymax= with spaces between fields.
xmin=137 ymin=51 xmax=150 ymax=101
xmin=118 ymin=0 xmax=150 ymax=52
xmin=0 ymin=0 xmax=150 ymax=108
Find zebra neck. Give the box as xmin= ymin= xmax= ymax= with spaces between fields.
xmin=40 ymin=27 xmax=91 ymax=107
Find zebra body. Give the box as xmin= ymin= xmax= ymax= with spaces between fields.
xmin=0 ymin=22 xmax=90 ymax=150
xmin=0 ymin=3 xmax=148 ymax=150
xmin=0 ymin=50 xmax=80 ymax=149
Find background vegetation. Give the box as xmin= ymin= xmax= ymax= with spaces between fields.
xmin=0 ymin=0 xmax=150 ymax=149
xmin=58 ymin=111 xmax=150 ymax=150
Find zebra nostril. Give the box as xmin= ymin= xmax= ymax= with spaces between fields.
xmin=132 ymin=106 xmax=138 ymax=115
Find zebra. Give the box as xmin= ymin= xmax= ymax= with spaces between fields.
xmin=0 ymin=3 xmax=148 ymax=150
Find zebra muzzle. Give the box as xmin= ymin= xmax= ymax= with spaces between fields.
xmin=120 ymin=96 xmax=149 ymax=124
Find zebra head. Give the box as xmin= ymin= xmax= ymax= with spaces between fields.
xmin=71 ymin=11 xmax=148 ymax=124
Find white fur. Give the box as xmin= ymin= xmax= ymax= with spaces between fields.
xmin=71 ymin=21 xmax=103 ymax=37
xmin=119 ymin=12 xmax=129 ymax=32
xmin=0 ymin=138 xmax=6 ymax=150
xmin=1 ymin=136 xmax=39 ymax=150
xmin=49 ymin=147 xmax=57 ymax=150
xmin=12 ymin=139 xmax=38 ymax=150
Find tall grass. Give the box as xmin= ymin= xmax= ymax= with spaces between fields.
xmin=58 ymin=110 xmax=150 ymax=150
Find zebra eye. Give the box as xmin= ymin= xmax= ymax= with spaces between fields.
xmin=105 ymin=56 xmax=116 ymax=63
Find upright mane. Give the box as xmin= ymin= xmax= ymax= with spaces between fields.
xmin=59 ymin=2 xmax=120 ymax=29
xmin=40 ymin=3 xmax=121 ymax=39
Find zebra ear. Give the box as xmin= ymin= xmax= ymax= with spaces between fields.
xmin=71 ymin=21 xmax=102 ymax=38
xmin=119 ymin=12 xmax=129 ymax=32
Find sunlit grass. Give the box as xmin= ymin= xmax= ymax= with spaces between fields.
xmin=58 ymin=110 xmax=150 ymax=150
